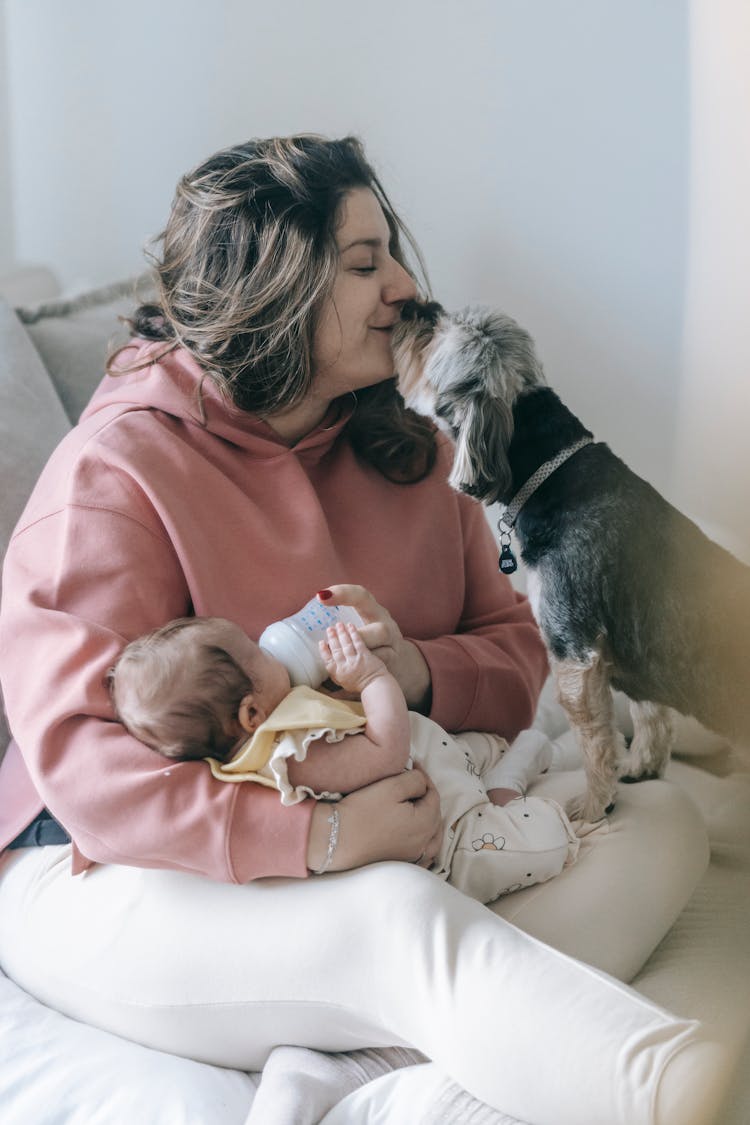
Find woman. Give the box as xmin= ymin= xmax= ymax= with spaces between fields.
xmin=0 ymin=135 xmax=717 ymax=1124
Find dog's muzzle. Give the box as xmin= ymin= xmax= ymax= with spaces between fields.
xmin=399 ymin=299 xmax=445 ymax=326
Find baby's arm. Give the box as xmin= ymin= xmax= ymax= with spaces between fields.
xmin=285 ymin=622 xmax=411 ymax=794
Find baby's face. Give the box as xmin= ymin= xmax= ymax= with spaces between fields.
xmin=206 ymin=619 xmax=291 ymax=716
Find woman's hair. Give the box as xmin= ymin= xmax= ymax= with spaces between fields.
xmin=112 ymin=134 xmax=436 ymax=482
xmin=108 ymin=617 xmax=252 ymax=763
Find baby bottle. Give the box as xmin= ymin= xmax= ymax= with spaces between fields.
xmin=258 ymin=597 xmax=364 ymax=687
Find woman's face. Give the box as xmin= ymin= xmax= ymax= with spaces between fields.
xmin=311 ymin=188 xmax=418 ymax=398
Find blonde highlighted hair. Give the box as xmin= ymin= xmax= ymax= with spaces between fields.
xmin=112 ymin=134 xmax=436 ymax=482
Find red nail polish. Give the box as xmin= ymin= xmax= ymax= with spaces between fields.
xmin=317 ymin=589 xmax=333 ymax=600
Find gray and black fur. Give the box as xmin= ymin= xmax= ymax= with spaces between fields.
xmin=394 ymin=301 xmax=750 ymax=822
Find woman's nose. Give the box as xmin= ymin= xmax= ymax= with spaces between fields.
xmin=383 ymin=260 xmax=418 ymax=306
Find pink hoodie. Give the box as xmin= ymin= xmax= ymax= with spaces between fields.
xmin=0 ymin=343 xmax=548 ymax=881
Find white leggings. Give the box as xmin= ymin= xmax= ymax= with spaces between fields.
xmin=0 ymin=779 xmax=723 ymax=1125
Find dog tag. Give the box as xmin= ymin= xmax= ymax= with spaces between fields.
xmin=499 ymin=544 xmax=518 ymax=574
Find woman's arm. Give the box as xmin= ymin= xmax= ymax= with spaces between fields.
xmin=0 ymin=508 xmax=439 ymax=881
xmin=416 ymin=491 xmax=549 ymax=736
xmin=321 ymin=545 xmax=548 ymax=742
xmin=0 ymin=504 xmax=314 ymax=881
xmin=317 ymin=436 xmax=547 ymax=739
xmin=306 ymin=765 xmax=442 ymax=872
xmin=286 ymin=622 xmax=411 ymax=794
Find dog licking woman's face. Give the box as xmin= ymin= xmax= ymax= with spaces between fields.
xmin=394 ymin=300 xmax=532 ymax=502
xmin=393 ymin=299 xmax=512 ymax=500
xmin=392 ymin=299 xmax=447 ymax=422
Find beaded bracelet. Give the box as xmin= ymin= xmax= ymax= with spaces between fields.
xmin=312 ymin=807 xmax=340 ymax=875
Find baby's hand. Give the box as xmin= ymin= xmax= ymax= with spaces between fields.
xmin=319 ymin=622 xmax=389 ymax=695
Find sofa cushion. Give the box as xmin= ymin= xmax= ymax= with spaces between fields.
xmin=17 ymin=276 xmax=155 ymax=425
xmin=0 ymin=967 xmax=258 ymax=1123
xmin=0 ymin=300 xmax=73 ymax=754
xmin=0 ymin=302 xmax=72 ymax=545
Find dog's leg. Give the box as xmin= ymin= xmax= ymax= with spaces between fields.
xmin=620 ymin=701 xmax=674 ymax=781
xmin=552 ymin=652 xmax=623 ymax=822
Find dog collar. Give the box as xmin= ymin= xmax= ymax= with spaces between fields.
xmin=496 ymin=437 xmax=594 ymax=574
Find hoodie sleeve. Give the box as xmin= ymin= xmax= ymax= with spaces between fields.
xmin=0 ymin=500 xmax=313 ymax=883
xmin=412 ymin=491 xmax=549 ymax=738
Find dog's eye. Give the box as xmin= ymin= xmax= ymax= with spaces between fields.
xmin=434 ymin=401 xmax=459 ymax=434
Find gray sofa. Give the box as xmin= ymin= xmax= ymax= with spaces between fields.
xmin=1 ymin=284 xmax=140 ymax=751
xmin=1 ymin=284 xmax=749 ymax=1123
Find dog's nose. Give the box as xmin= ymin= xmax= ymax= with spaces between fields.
xmin=400 ymin=299 xmax=445 ymax=324
xmin=399 ymin=300 xmax=421 ymax=322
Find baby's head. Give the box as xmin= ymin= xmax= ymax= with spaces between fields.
xmin=109 ymin=616 xmax=291 ymax=762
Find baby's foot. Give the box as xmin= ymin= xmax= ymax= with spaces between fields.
xmin=486 ymin=730 xmax=556 ymax=795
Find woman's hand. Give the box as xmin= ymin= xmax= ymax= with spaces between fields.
xmin=307 ymin=765 xmax=443 ymax=873
xmin=319 ymin=585 xmax=432 ymax=711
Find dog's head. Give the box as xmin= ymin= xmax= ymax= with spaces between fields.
xmin=393 ymin=301 xmax=545 ymax=503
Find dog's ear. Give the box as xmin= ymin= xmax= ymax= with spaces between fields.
xmin=448 ymin=392 xmax=514 ymax=504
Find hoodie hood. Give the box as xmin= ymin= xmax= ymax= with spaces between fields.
xmin=81 ymin=340 xmax=354 ymax=459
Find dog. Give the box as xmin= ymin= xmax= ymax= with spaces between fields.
xmin=394 ymin=300 xmax=750 ymax=822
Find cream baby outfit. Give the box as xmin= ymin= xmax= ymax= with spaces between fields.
xmin=207 ymin=687 xmax=578 ymax=905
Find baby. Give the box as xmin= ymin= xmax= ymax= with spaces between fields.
xmin=109 ymin=614 xmax=580 ymax=904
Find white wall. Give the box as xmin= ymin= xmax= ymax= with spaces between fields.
xmin=671 ymin=0 xmax=750 ymax=559
xmin=5 ymin=0 xmax=745 ymax=554
xmin=0 ymin=0 xmax=14 ymax=273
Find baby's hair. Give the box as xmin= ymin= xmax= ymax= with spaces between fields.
xmin=108 ymin=617 xmax=252 ymax=762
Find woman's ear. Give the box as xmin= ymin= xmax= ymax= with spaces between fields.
xmin=238 ymin=694 xmax=264 ymax=734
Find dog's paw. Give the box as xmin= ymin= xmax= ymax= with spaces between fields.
xmin=620 ymin=703 xmax=674 ymax=779
xmin=619 ymin=770 xmax=662 ymax=784
xmin=618 ymin=745 xmax=667 ymax=782
xmin=566 ymin=790 xmax=614 ymax=823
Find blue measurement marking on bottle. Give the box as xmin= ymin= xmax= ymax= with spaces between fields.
xmin=302 ymin=605 xmax=337 ymax=632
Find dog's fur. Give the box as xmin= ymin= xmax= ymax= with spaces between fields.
xmin=394 ymin=300 xmax=750 ymax=821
